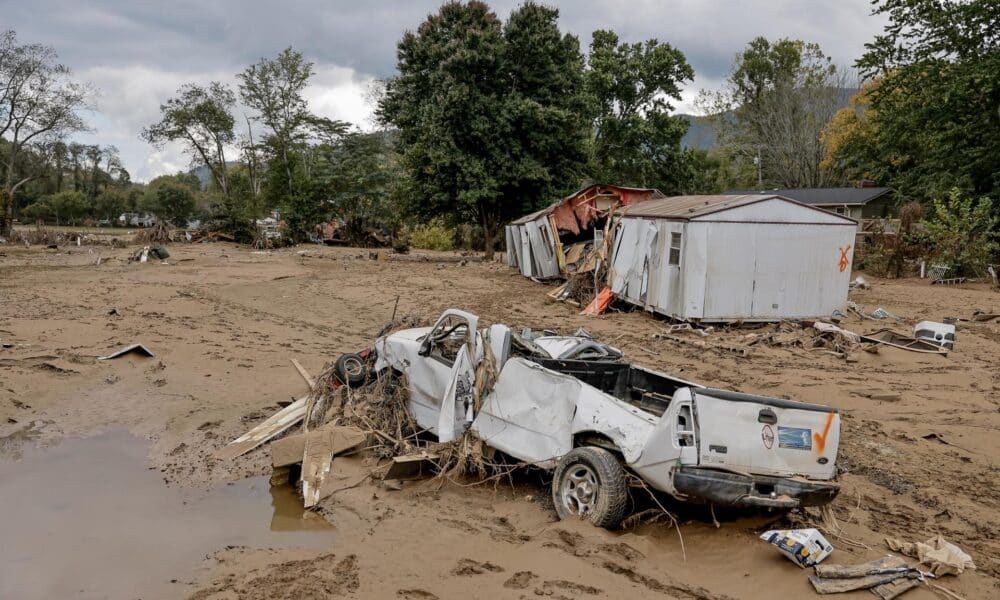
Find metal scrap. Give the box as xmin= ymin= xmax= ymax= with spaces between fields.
xmin=97 ymin=343 xmax=154 ymax=360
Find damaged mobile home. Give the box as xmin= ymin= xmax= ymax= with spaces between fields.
xmin=505 ymin=184 xmax=664 ymax=279
xmin=609 ymin=194 xmax=858 ymax=321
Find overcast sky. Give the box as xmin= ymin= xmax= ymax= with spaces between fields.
xmin=7 ymin=1 xmax=887 ymax=182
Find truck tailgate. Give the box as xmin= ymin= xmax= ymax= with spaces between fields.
xmin=694 ymin=389 xmax=839 ymax=480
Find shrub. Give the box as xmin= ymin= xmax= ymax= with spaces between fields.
xmin=925 ymin=189 xmax=998 ymax=277
xmin=407 ymin=218 xmax=454 ymax=251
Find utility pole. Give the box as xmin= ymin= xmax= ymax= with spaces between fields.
xmin=753 ymin=146 xmax=763 ymax=190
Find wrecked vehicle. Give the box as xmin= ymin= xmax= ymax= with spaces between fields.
xmin=364 ymin=309 xmax=841 ymax=529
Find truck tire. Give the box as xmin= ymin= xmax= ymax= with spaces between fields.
xmin=334 ymin=353 xmax=368 ymax=386
xmin=552 ymin=446 xmax=628 ymax=529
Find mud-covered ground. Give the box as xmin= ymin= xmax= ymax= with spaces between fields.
xmin=1 ymin=243 xmax=997 ymax=599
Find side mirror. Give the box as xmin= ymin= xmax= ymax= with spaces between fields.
xmin=418 ymin=339 xmax=431 ymax=357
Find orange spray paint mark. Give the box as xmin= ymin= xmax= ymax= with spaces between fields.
xmin=813 ymin=412 xmax=835 ymax=454
xmin=838 ymin=245 xmax=852 ymax=272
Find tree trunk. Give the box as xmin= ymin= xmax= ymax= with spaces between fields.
xmin=481 ymin=218 xmax=496 ymax=261
xmin=0 ymin=189 xmax=13 ymax=238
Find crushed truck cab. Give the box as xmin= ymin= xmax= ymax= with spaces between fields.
xmin=373 ymin=309 xmax=840 ymax=525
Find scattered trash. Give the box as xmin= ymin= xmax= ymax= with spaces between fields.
xmin=812 ymin=322 xmax=861 ymax=344
xmin=580 ymin=286 xmax=613 ymax=315
xmin=871 ymin=307 xmax=899 ymax=320
xmin=912 ymin=321 xmax=955 ymax=350
xmin=850 ymin=276 xmax=870 ymax=290
xmin=971 ymin=310 xmax=1000 ymax=322
xmin=885 ymin=535 xmax=976 ymax=577
xmin=97 ymin=343 xmax=154 ymax=360
xmin=760 ymin=528 xmax=834 ymax=568
xmin=860 ymin=329 xmax=949 ymax=355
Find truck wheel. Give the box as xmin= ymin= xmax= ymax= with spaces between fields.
xmin=552 ymin=447 xmax=628 ymax=529
xmin=334 ymin=353 xmax=368 ymax=386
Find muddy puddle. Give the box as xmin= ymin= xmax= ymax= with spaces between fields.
xmin=0 ymin=429 xmax=336 ymax=600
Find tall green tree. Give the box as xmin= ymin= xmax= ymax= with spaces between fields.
xmin=328 ymin=130 xmax=403 ymax=230
xmin=380 ymin=1 xmax=590 ymax=257
xmin=703 ymin=37 xmax=850 ymax=189
xmin=854 ymin=0 xmax=1000 ymax=201
xmin=0 ymin=30 xmax=90 ymax=236
xmin=238 ymin=47 xmax=348 ymax=239
xmin=586 ymin=30 xmax=694 ymax=192
xmin=141 ymin=179 xmax=196 ymax=227
xmin=142 ymin=82 xmax=236 ymax=197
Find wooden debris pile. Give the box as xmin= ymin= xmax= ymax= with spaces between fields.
xmin=134 ymin=221 xmax=177 ymax=244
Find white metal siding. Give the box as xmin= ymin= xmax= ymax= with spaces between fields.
xmin=701 ymin=223 xmax=758 ymax=320
xmin=615 ymin=195 xmax=857 ymax=321
xmin=699 ymin=222 xmax=855 ymax=320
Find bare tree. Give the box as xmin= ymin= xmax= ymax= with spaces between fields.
xmin=0 ymin=30 xmax=91 ymax=236
xmin=701 ymin=37 xmax=854 ymax=189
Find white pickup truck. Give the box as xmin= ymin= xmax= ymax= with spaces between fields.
xmin=364 ymin=309 xmax=841 ymax=529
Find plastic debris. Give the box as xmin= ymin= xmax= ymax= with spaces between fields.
xmin=760 ymin=528 xmax=834 ymax=568
xmin=912 ymin=321 xmax=956 ymax=351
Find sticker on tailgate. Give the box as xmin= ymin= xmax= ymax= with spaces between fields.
xmin=777 ymin=426 xmax=812 ymax=450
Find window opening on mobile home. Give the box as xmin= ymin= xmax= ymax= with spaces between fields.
xmin=668 ymin=232 xmax=682 ymax=266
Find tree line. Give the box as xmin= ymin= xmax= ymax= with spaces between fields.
xmin=2 ymin=0 xmax=998 ymax=263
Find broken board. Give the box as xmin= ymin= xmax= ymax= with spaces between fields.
xmin=271 ymin=424 xmax=366 ymax=468
xmin=384 ymin=452 xmax=441 ymax=481
xmin=297 ymin=424 xmax=367 ymax=507
xmin=214 ymin=396 xmax=308 ymax=460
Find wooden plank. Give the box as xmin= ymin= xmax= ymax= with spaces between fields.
xmin=814 ymin=556 xmax=907 ymax=579
xmin=271 ymin=424 xmax=367 ymax=468
xmin=873 ymin=579 xmax=922 ymax=600
xmin=301 ymin=438 xmax=333 ymax=508
xmin=299 ymin=425 xmax=368 ymax=508
xmin=291 ymin=358 xmax=316 ymax=389
xmin=809 ymin=573 xmax=915 ymax=594
xmin=214 ymin=396 xmax=308 ymax=460
xmin=384 ymin=452 xmax=441 ymax=480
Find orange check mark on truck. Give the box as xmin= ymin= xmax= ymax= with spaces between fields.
xmin=813 ymin=412 xmax=835 ymax=454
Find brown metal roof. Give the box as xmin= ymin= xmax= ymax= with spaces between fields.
xmin=620 ymin=194 xmax=776 ymax=219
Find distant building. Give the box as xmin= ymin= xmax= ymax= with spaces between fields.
xmin=118 ymin=212 xmax=157 ymax=227
xmin=255 ymin=210 xmax=282 ymax=239
xmin=723 ymin=186 xmax=895 ymax=229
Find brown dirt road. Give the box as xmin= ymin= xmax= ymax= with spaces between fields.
xmin=1 ymin=243 xmax=997 ymax=599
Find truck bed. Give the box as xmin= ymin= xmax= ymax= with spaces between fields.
xmin=529 ymin=357 xmax=699 ymax=416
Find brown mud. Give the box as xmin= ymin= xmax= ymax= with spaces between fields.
xmin=0 ymin=243 xmax=997 ymax=599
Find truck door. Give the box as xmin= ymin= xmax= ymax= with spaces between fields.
xmin=411 ymin=311 xmax=479 ymax=436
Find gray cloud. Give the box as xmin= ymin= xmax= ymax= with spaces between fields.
xmin=6 ymin=1 xmax=886 ymax=181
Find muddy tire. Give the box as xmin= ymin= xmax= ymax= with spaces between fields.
xmin=552 ymin=446 xmax=628 ymax=529
xmin=334 ymin=353 xmax=368 ymax=386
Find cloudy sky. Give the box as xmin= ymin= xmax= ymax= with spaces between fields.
xmin=7 ymin=1 xmax=887 ymax=182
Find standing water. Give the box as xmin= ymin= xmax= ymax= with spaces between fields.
xmin=0 ymin=429 xmax=336 ymax=599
